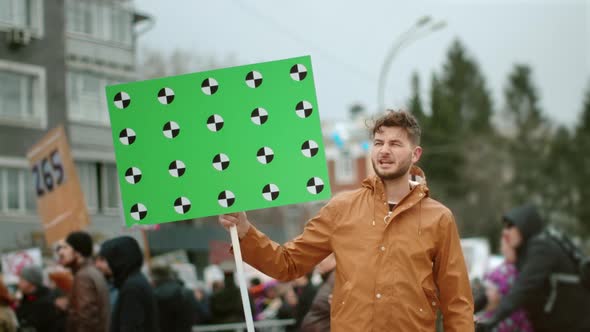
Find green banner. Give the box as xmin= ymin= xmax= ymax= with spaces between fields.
xmin=105 ymin=56 xmax=331 ymax=226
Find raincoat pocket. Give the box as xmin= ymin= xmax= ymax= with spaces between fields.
xmin=331 ymin=281 xmax=353 ymax=318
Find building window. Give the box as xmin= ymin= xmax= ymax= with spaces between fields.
xmin=67 ymin=70 xmax=121 ymax=125
xmin=25 ymin=169 xmax=36 ymax=211
xmin=0 ymin=166 xmax=36 ymax=214
xmin=0 ymin=162 xmax=121 ymax=216
xmin=6 ymin=168 xmax=19 ymax=210
xmin=0 ymin=0 xmax=44 ymax=37
xmin=76 ymin=162 xmax=122 ymax=214
xmin=335 ymin=152 xmax=357 ymax=184
xmin=0 ymin=71 xmax=32 ymax=121
xmin=110 ymin=5 xmax=132 ymax=45
xmin=76 ymin=162 xmax=98 ymax=212
xmin=101 ymin=164 xmax=121 ymax=212
xmin=66 ymin=0 xmax=132 ymax=46
xmin=0 ymin=60 xmax=46 ymax=128
xmin=67 ymin=1 xmax=92 ymax=35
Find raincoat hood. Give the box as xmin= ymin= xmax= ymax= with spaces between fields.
xmin=99 ymin=236 xmax=143 ymax=288
xmin=503 ymin=203 xmax=545 ymax=246
xmin=362 ymin=165 xmax=427 ymax=189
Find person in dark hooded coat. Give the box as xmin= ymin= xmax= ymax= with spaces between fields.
xmin=477 ymin=204 xmax=590 ymax=332
xmin=98 ymin=236 xmax=159 ymax=332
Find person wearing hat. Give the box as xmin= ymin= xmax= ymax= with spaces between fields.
xmin=57 ymin=231 xmax=110 ymax=332
xmin=16 ymin=265 xmax=62 ymax=332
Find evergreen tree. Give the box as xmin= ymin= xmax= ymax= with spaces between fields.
xmin=503 ymin=64 xmax=551 ymax=206
xmin=408 ymin=72 xmax=427 ymax=125
xmin=543 ymin=126 xmax=578 ymax=232
xmin=420 ymin=73 xmax=464 ymax=197
xmin=574 ymin=84 xmax=590 ymax=235
xmin=440 ymin=40 xmax=493 ymax=134
xmin=422 ymin=40 xmax=500 ymax=237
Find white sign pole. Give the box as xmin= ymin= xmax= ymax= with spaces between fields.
xmin=230 ymin=225 xmax=255 ymax=332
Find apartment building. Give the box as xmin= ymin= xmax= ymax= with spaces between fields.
xmin=0 ymin=0 xmax=150 ymax=251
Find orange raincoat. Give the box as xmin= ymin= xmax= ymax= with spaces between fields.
xmin=240 ymin=167 xmax=474 ymax=331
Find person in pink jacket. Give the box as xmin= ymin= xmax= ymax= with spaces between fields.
xmin=476 ymin=236 xmax=534 ymax=332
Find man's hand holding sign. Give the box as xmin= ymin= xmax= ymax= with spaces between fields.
xmin=218 ymin=212 xmax=250 ymax=239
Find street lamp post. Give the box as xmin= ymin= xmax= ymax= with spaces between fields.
xmin=377 ymin=16 xmax=447 ymax=112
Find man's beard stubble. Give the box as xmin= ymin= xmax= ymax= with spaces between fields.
xmin=372 ymin=158 xmax=412 ymax=181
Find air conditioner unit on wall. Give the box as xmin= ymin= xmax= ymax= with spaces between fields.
xmin=6 ymin=28 xmax=31 ymax=47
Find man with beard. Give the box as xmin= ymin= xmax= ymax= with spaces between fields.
xmin=219 ymin=110 xmax=473 ymax=331
xmin=99 ymin=236 xmax=159 ymax=332
xmin=57 ymin=231 xmax=110 ymax=332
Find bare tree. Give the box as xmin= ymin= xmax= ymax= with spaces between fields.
xmin=138 ymin=48 xmax=237 ymax=79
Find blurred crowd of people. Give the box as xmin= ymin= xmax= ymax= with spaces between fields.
xmin=0 ymin=230 xmax=340 ymax=332
xmin=198 ymin=253 xmax=338 ymax=331
xmin=2 ymin=203 xmax=590 ymax=332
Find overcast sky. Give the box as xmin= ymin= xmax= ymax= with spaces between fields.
xmin=135 ymin=0 xmax=589 ymax=126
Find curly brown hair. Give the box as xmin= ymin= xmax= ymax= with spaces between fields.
xmin=370 ymin=110 xmax=421 ymax=146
